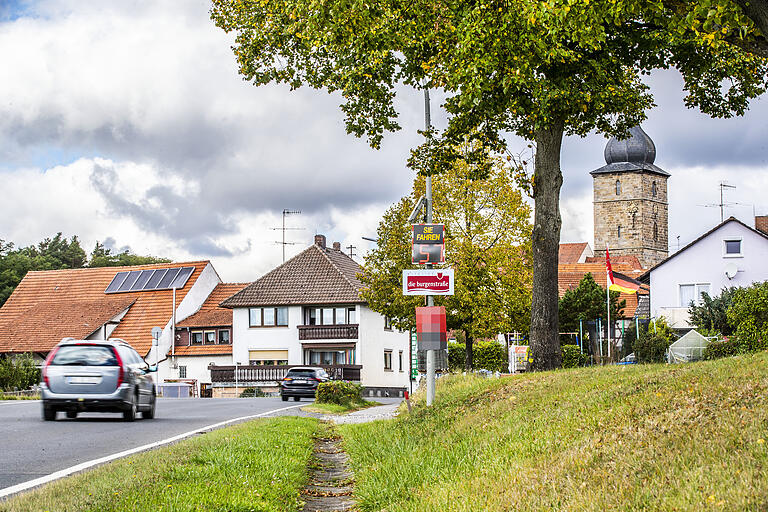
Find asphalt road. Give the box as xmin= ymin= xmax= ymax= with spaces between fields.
xmin=0 ymin=397 xmax=318 ymax=491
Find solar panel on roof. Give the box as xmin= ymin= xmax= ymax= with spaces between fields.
xmin=105 ymin=272 xmax=130 ymax=293
xmin=157 ymin=268 xmax=181 ymax=289
xmin=130 ymin=269 xmax=154 ymax=291
xmin=145 ymin=269 xmax=167 ymax=289
xmin=170 ymin=267 xmax=194 ymax=289
xmin=118 ymin=270 xmax=142 ymax=292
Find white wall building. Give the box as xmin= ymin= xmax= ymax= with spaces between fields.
xmin=641 ymin=217 xmax=768 ymax=328
xmin=222 ymin=235 xmax=411 ymax=396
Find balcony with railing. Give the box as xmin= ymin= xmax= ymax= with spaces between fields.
xmin=209 ymin=364 xmax=362 ymax=384
xmin=297 ymin=324 xmax=359 ymax=340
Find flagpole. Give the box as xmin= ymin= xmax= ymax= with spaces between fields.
xmin=606 ymin=245 xmax=611 ymax=362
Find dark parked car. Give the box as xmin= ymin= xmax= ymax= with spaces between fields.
xmin=41 ymin=338 xmax=157 ymax=421
xmin=280 ymin=367 xmax=329 ymax=401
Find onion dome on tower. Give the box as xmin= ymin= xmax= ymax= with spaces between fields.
xmin=590 ymin=125 xmax=669 ymax=177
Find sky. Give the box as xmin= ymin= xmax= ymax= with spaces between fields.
xmin=1 ymin=0 xmax=767 ymax=282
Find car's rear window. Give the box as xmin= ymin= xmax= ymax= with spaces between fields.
xmin=286 ymin=369 xmax=317 ymax=378
xmin=50 ymin=345 xmax=119 ymax=366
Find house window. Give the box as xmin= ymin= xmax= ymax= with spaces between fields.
xmin=724 ymin=239 xmax=742 ymax=256
xmin=249 ymin=307 xmax=288 ymax=327
xmin=179 ymin=366 xmax=187 ymax=379
xmin=398 ymin=351 xmax=404 ymax=372
xmin=308 ymin=350 xmax=348 ymax=365
xmin=305 ymin=306 xmax=356 ymax=325
xmin=218 ymin=330 xmax=230 ymax=344
xmin=191 ymin=331 xmax=203 ymax=345
xmin=680 ymin=283 xmax=711 ymax=307
xmin=204 ymin=331 xmax=216 ymax=345
xmin=651 ymin=181 xmax=657 ymax=197
xmin=384 ymin=316 xmax=393 ymax=330
xmin=615 ymin=180 xmax=621 ymax=195
xmin=384 ymin=350 xmax=393 ymax=371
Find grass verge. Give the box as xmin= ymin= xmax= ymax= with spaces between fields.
xmin=1 ymin=416 xmax=321 ymax=512
xmin=340 ymin=352 xmax=768 ymax=511
xmin=302 ymin=399 xmax=381 ymax=415
xmin=0 ymin=394 xmax=39 ymax=400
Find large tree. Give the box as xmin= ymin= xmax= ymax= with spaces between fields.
xmin=212 ymin=0 xmax=767 ymax=370
xmin=361 ymin=150 xmax=532 ymax=370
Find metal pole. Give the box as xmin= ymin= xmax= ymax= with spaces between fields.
xmin=235 ymin=362 xmax=239 ymax=398
xmin=282 ymin=210 xmax=286 ymax=263
xmin=579 ymin=319 xmax=583 ymax=354
xmin=607 ymin=282 xmax=611 ymax=361
xmin=172 ymin=287 xmax=176 ymax=360
xmin=424 ymin=87 xmax=436 ymax=407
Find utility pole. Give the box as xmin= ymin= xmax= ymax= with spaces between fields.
xmin=272 ymin=209 xmax=303 ymax=262
xmin=424 ymin=87 xmax=436 ymax=407
xmin=346 ymin=244 xmax=357 ymax=257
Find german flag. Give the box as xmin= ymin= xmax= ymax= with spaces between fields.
xmin=606 ymin=248 xmax=642 ymax=294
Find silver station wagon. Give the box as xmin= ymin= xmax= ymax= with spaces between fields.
xmin=41 ymin=338 xmax=157 ymax=421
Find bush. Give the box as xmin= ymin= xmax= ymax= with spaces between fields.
xmin=0 ymin=353 xmax=40 ymax=391
xmin=473 ymin=340 xmax=507 ymax=373
xmin=316 ymin=380 xmax=363 ymax=405
xmin=633 ymin=333 xmax=672 ymax=363
xmin=561 ymin=345 xmax=589 ymax=368
xmin=703 ymin=338 xmax=740 ymax=360
xmin=447 ymin=341 xmax=465 ymax=371
xmin=239 ymin=387 xmax=265 ymax=398
xmin=727 ymin=282 xmax=768 ymax=353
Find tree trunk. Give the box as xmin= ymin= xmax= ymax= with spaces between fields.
xmin=529 ymin=121 xmax=565 ymax=371
xmin=465 ymin=331 xmax=474 ymax=371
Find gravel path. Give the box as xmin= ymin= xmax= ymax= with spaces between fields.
xmin=321 ymin=401 xmax=402 ymax=424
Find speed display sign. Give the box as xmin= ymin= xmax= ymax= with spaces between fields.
xmin=411 ymin=224 xmax=445 ymax=264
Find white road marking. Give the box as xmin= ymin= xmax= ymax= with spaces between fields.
xmin=0 ymin=403 xmax=305 ymax=500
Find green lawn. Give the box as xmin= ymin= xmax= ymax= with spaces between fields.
xmin=302 ymin=399 xmax=380 ymax=415
xmin=1 ymin=416 xmax=321 ymax=512
xmin=340 ymin=352 xmax=768 ymax=511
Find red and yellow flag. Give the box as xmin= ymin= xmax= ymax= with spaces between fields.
xmin=606 ymin=248 xmax=641 ymax=294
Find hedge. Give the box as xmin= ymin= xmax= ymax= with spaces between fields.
xmin=316 ymin=380 xmax=363 ymax=405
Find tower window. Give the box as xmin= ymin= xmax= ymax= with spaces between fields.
xmin=654 ymin=222 xmax=658 ymax=241
xmin=631 ymin=213 xmax=636 ymax=229
xmin=617 ymin=225 xmax=622 ymax=238
xmin=615 ymin=180 xmax=621 ymax=195
xmin=651 ymin=181 xmax=657 ymax=197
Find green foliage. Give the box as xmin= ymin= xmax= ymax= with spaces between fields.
xmin=559 ymin=273 xmax=626 ymax=334
xmin=561 ymin=345 xmax=589 ymax=368
xmin=472 ymin=340 xmax=508 ymax=373
xmin=727 ymin=281 xmax=768 ymax=353
xmin=88 ymin=241 xmax=171 ymax=268
xmin=316 ymin=380 xmax=363 ymax=405
xmin=447 ymin=341 xmax=465 ymax=371
xmin=688 ymin=287 xmax=736 ymax=335
xmin=703 ymin=338 xmax=740 ymax=360
xmin=239 ymin=387 xmax=266 ymax=398
xmin=0 ymin=354 xmax=40 ymax=391
xmin=633 ymin=333 xmax=672 ymax=364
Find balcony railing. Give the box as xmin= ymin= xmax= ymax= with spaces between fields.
xmin=297 ymin=324 xmax=359 ymax=340
xmin=209 ymin=364 xmax=362 ymax=384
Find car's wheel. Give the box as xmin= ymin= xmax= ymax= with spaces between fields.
xmin=123 ymin=392 xmax=137 ymax=422
xmin=42 ymin=407 xmax=56 ymax=421
xmin=66 ymin=410 xmax=77 ymax=419
xmin=142 ymin=394 xmax=156 ymax=419
xmin=281 ymin=395 xmax=288 ymax=402
xmin=293 ymin=396 xmax=300 ymax=402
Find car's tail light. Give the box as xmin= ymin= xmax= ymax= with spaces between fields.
xmin=283 ymin=377 xmax=293 ymax=382
xmin=41 ymin=347 xmax=59 ymax=388
xmin=112 ymin=347 xmax=124 ymax=389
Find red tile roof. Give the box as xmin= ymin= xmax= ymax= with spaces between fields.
xmin=584 ymin=255 xmax=642 ymax=269
xmin=0 ymin=261 xmax=211 ymax=356
xmin=559 ymin=243 xmax=589 ymax=264
xmin=176 ymin=283 xmax=248 ymax=328
xmin=558 ymin=263 xmax=647 ymax=318
xmin=221 ymin=243 xmax=365 ymax=307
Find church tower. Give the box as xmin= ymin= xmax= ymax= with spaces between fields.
xmin=591 ymin=126 xmax=669 ymax=268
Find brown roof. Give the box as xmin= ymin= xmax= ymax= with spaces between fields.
xmin=559 ymin=243 xmax=589 ymax=264
xmin=558 ymin=263 xmax=646 ymax=318
xmin=0 ymin=261 xmax=210 ymax=356
xmin=221 ymin=243 xmax=365 ymax=307
xmin=177 ymin=283 xmax=248 ymax=328
xmin=173 ymin=344 xmax=232 ymax=356
xmin=584 ymin=255 xmax=642 ymax=269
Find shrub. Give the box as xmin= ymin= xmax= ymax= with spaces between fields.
xmin=703 ymin=338 xmax=740 ymax=360
xmin=316 ymin=380 xmax=363 ymax=405
xmin=473 ymin=339 xmax=507 ymax=373
xmin=447 ymin=341 xmax=465 ymax=371
xmin=239 ymin=387 xmax=265 ymax=398
xmin=561 ymin=345 xmax=589 ymax=368
xmin=0 ymin=353 xmax=40 ymax=391
xmin=727 ymin=282 xmax=768 ymax=353
xmin=633 ymin=333 xmax=672 ymax=363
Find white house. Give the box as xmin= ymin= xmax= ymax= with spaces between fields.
xmin=640 ymin=216 xmax=768 ymax=328
xmin=218 ymin=235 xmax=411 ymax=397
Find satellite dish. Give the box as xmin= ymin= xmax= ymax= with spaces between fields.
xmin=725 ymin=263 xmax=738 ymax=280
xmin=151 ymin=326 xmax=163 ymax=339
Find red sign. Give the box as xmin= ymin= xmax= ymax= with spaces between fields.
xmin=402 ymin=269 xmax=454 ymax=295
xmin=415 ymin=306 xmax=447 ymax=350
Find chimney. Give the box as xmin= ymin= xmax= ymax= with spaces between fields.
xmin=314 ymin=234 xmax=326 ymax=249
xmin=756 ymin=216 xmax=768 ymax=236
xmin=333 ymin=242 xmax=341 ymax=251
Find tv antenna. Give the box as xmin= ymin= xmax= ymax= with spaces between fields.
xmin=346 ymin=244 xmax=357 ymax=258
xmin=697 ymin=182 xmax=736 ymax=222
xmin=272 ymin=209 xmax=304 ymax=262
